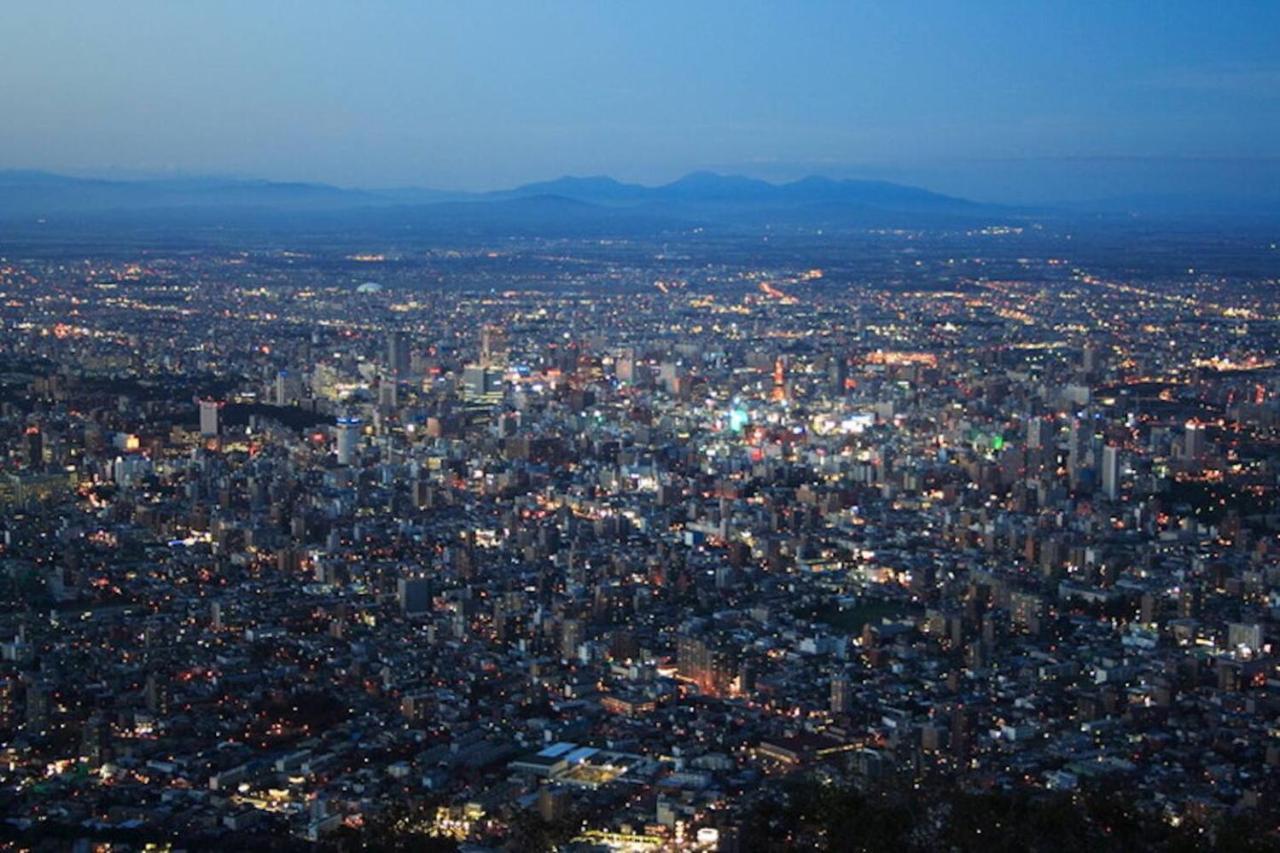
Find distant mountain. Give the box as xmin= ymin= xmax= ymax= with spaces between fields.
xmin=490 ymin=175 xmax=651 ymax=204
xmin=0 ymin=168 xmax=1001 ymax=235
xmin=499 ymin=170 xmax=974 ymax=213
xmin=656 ymin=171 xmax=778 ymax=201
xmin=0 ymin=170 xmax=379 ymax=216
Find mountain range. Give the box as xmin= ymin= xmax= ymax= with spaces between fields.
xmin=2 ymin=169 xmax=1272 ymax=237
xmin=0 ymin=169 xmax=996 ymax=232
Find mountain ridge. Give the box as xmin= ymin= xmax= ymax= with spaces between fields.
xmin=0 ymin=168 xmax=976 ymax=217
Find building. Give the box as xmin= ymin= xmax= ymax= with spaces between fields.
xmin=1101 ymin=445 xmax=1120 ymax=500
xmin=830 ymin=672 xmax=852 ymax=715
xmin=22 ymin=427 xmax=42 ymax=469
xmin=677 ymin=635 xmax=737 ymax=696
xmin=480 ymin=323 xmax=508 ymax=367
xmin=1026 ymin=417 xmax=1045 ymax=450
xmin=397 ymin=577 xmax=431 ymax=616
xmin=462 ymin=364 xmax=503 ymax=404
xmin=1185 ymin=420 xmax=1206 ymax=462
xmin=388 ymin=330 xmax=410 ymax=378
xmin=275 ymin=369 xmax=302 ymax=406
xmin=335 ymin=416 xmax=362 ymax=465
xmin=378 ymin=374 xmax=399 ymax=408
xmin=537 ymin=785 xmax=572 ymax=823
xmin=1067 ymin=418 xmax=1090 ymax=487
xmin=198 ymin=399 xmax=222 ymax=437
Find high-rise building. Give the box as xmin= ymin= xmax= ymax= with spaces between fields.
xmin=335 ymin=416 xmax=362 ymax=465
xmin=1010 ymin=592 xmax=1044 ymax=635
xmin=275 ymin=369 xmax=301 ymax=406
xmin=560 ymin=619 xmax=582 ymax=661
xmin=463 ymin=364 xmax=503 ymax=403
xmin=378 ymin=374 xmax=399 ymax=408
xmin=828 ymin=356 xmax=849 ymax=395
xmin=1101 ymin=445 xmax=1120 ymax=500
xmin=1026 ymin=417 xmax=1045 ymax=450
xmin=397 ymin=577 xmax=431 ymax=616
xmin=1067 ymin=418 xmax=1090 ymax=487
xmin=480 ymin=323 xmax=508 ymax=368
xmin=1082 ymin=344 xmax=1104 ymax=374
xmin=771 ymin=356 xmax=788 ymax=402
xmin=388 ymin=330 xmax=410 ymax=378
xmin=677 ymin=635 xmax=736 ymax=695
xmin=24 ymin=681 xmax=49 ymax=732
xmin=198 ymin=399 xmax=222 ymax=437
xmin=23 ymin=427 xmax=42 ymax=469
xmin=830 ymin=672 xmax=852 ymax=715
xmin=1185 ymin=420 xmax=1206 ymax=462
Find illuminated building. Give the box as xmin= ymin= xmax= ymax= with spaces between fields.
xmin=830 ymin=672 xmax=852 ymax=715
xmin=771 ymin=355 xmax=787 ymax=402
xmin=23 ymin=426 xmax=42 ymax=469
xmin=480 ymin=323 xmax=509 ymax=367
xmin=677 ymin=635 xmax=737 ymax=695
xmin=1185 ymin=420 xmax=1206 ymax=462
xmin=462 ymin=364 xmax=503 ymax=403
xmin=335 ymin=416 xmax=362 ymax=465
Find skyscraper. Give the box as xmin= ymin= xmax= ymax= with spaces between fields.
xmin=198 ymin=399 xmax=222 ymax=437
xmin=828 ymin=356 xmax=849 ymax=395
xmin=275 ymin=369 xmax=301 ymax=406
xmin=378 ymin=374 xmax=399 ymax=408
xmin=480 ymin=323 xmax=508 ymax=368
xmin=830 ymin=672 xmax=852 ymax=715
xmin=1101 ymin=445 xmax=1120 ymax=500
xmin=335 ymin=416 xmax=362 ymax=465
xmin=1067 ymin=418 xmax=1089 ymax=488
xmin=1185 ymin=420 xmax=1206 ymax=462
xmin=23 ymin=427 xmax=42 ymax=469
xmin=1026 ymin=417 xmax=1044 ymax=450
xmin=387 ymin=330 xmax=410 ymax=378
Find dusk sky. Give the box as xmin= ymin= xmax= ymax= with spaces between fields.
xmin=5 ymin=1 xmax=1279 ymax=202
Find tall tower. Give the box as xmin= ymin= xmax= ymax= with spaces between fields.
xmin=480 ymin=323 xmax=508 ymax=368
xmin=1067 ymin=418 xmax=1089 ymax=487
xmin=275 ymin=369 xmax=301 ymax=406
xmin=830 ymin=672 xmax=852 ymax=715
xmin=828 ymin=356 xmax=848 ymax=395
xmin=378 ymin=374 xmax=399 ymax=408
xmin=771 ymin=356 xmax=787 ymax=402
xmin=1101 ymin=445 xmax=1120 ymax=500
xmin=335 ymin=416 xmax=362 ymax=465
xmin=23 ymin=427 xmax=43 ymax=469
xmin=1026 ymin=417 xmax=1044 ymax=450
xmin=387 ymin=331 xmax=410 ymax=378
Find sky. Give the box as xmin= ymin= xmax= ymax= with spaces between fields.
xmin=3 ymin=1 xmax=1279 ymax=203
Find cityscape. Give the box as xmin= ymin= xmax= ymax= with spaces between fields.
xmin=0 ymin=212 xmax=1278 ymax=850
xmin=2 ymin=2 xmax=1280 ymax=851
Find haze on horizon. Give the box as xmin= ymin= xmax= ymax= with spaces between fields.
xmin=4 ymin=0 xmax=1279 ymax=205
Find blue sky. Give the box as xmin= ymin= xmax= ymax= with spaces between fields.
xmin=3 ymin=1 xmax=1278 ymax=201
